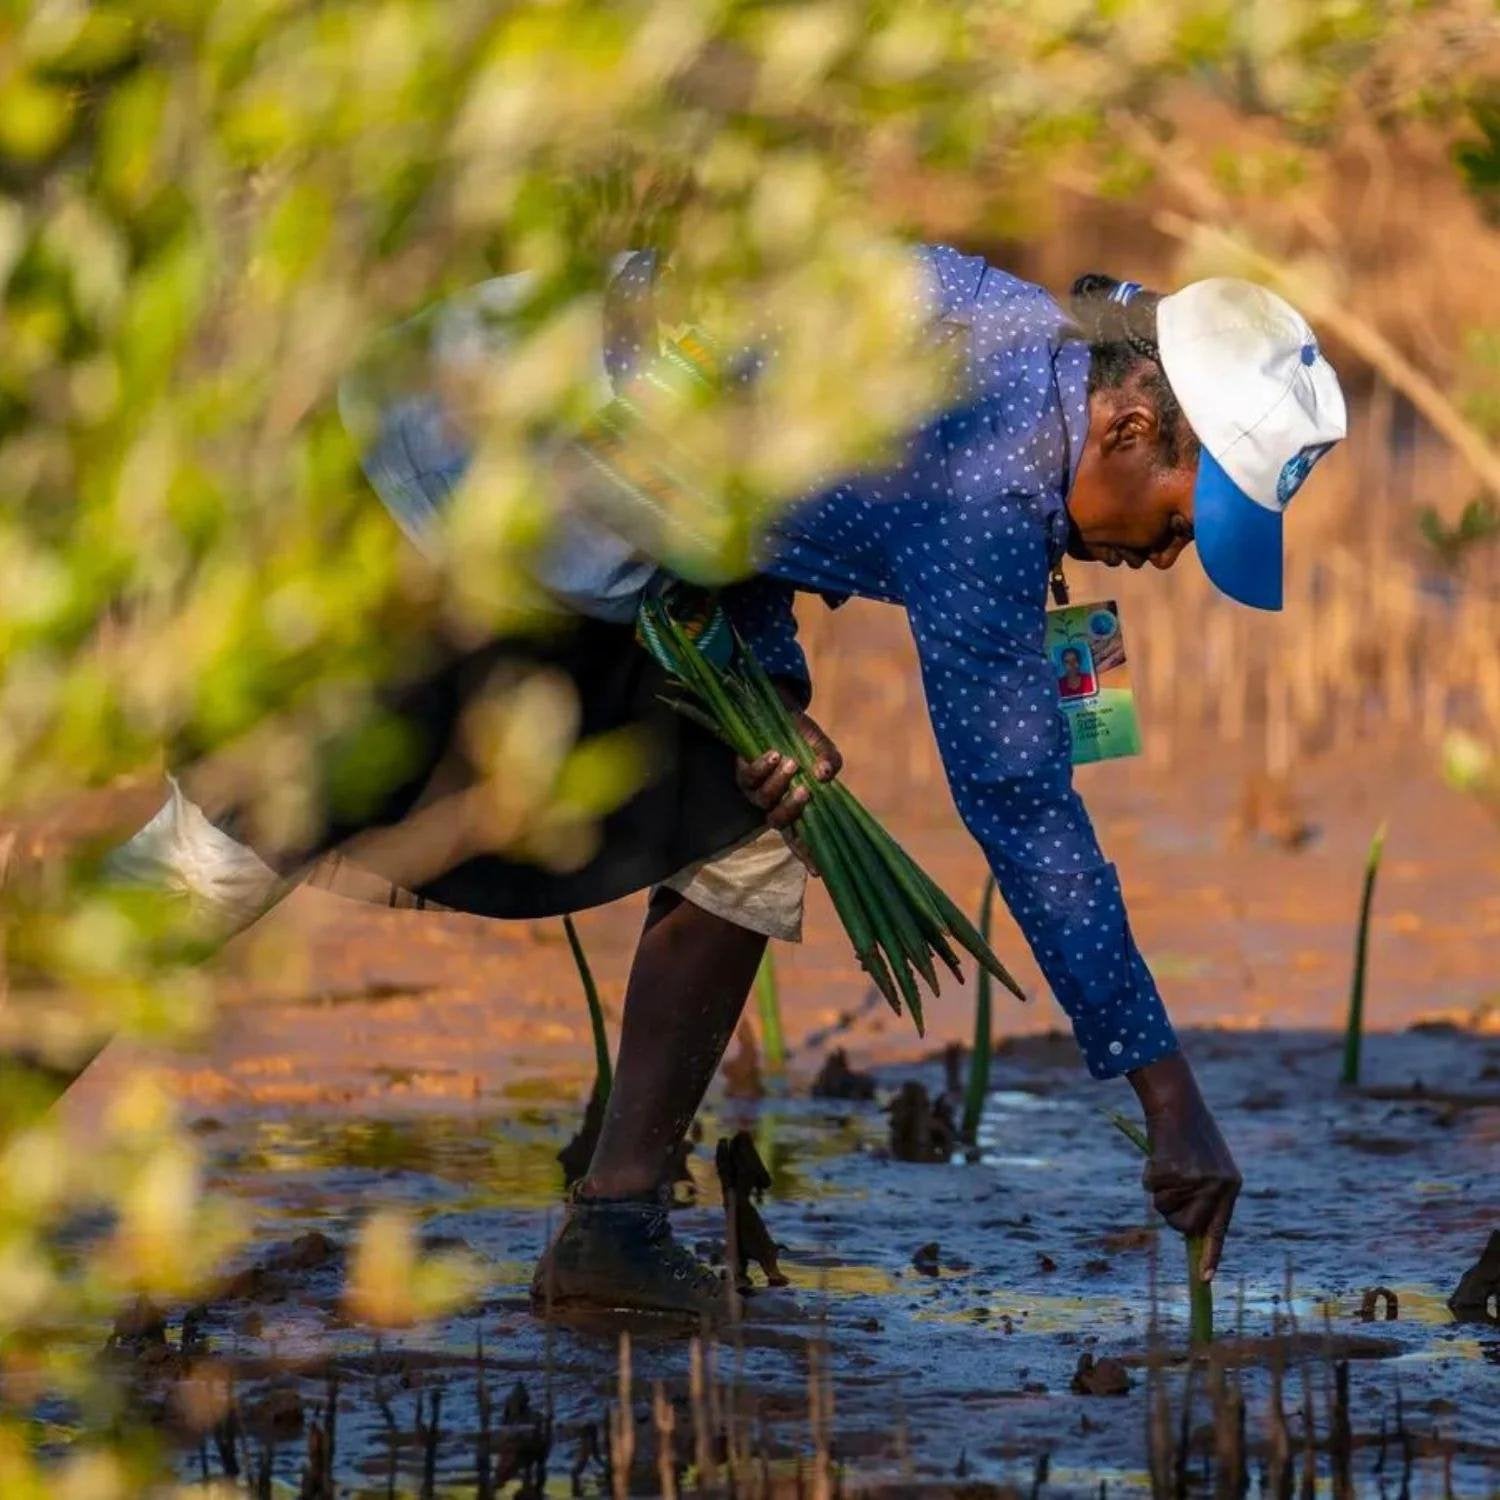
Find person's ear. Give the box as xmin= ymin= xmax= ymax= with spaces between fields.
xmin=1102 ymin=404 xmax=1156 ymax=457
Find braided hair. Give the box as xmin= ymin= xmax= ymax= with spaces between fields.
xmin=1068 ymin=273 xmax=1199 ymax=471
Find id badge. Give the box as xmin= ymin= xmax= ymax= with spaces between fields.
xmin=1044 ymin=598 xmax=1142 ymax=765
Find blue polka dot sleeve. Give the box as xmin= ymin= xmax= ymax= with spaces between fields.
xmin=900 ymin=553 xmax=1179 ymax=1080
xmin=758 ymin=245 xmax=1180 ymax=1080
xmin=605 ymin=242 xmax=1181 ymax=1078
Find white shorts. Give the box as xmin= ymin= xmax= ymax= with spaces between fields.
xmin=659 ymin=825 xmax=807 ymax=943
xmin=108 ymin=785 xmax=807 ymax=944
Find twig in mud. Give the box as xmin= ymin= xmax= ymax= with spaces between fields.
xmin=416 ymin=1388 xmax=442 ymax=1500
xmin=322 ymin=1366 xmax=339 ymax=1493
xmin=724 ymin=1275 xmax=750 ymax=1487
xmin=705 ymin=1337 xmax=727 ymax=1486
xmin=757 ymin=1408 xmax=773 ymax=1499
xmin=1283 ymin=1262 xmax=1318 ymax=1500
xmin=689 ymin=1337 xmax=716 ymax=1495
xmin=961 ymin=873 xmax=999 ymax=1144
xmin=1396 ymin=1380 xmax=1414 ymax=1499
xmin=1341 ymin=821 xmax=1387 ymax=1087
xmin=239 ymin=1404 xmax=254 ymax=1493
xmin=716 ymin=1131 xmax=787 ymax=1292
xmin=212 ymin=1386 xmax=242 ymax=1479
xmin=1330 ymin=1360 xmax=1353 ymax=1499
xmin=1266 ymin=1310 xmax=1292 ymax=1500
xmin=1029 ymin=1451 xmax=1050 ymax=1500
xmin=1208 ymin=1346 xmax=1246 ymax=1496
xmin=653 ymin=1380 xmax=679 ymax=1500
xmin=1299 ymin=1401 xmax=1317 ymax=1500
xmin=609 ymin=1331 xmax=635 ymax=1500
xmin=570 ymin=1422 xmax=604 ymax=1496
xmin=1174 ymin=1359 xmax=1195 ymax=1498
xmin=541 ymin=1208 xmax=557 ymax=1417
xmin=476 ymin=1331 xmax=495 ymax=1500
xmin=371 ymin=1343 xmax=400 ymax=1500
xmin=299 ymin=1423 xmax=329 ymax=1500
xmin=808 ymin=1338 xmax=833 ymax=1500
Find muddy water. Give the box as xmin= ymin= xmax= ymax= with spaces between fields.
xmin=152 ymin=1025 xmax=1498 ymax=1496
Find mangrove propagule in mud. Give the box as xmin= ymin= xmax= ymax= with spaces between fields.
xmin=564 ymin=913 xmax=613 ymax=1103
xmin=1341 ymin=820 xmax=1387 ymax=1088
xmin=1111 ymin=1110 xmax=1214 ymax=1347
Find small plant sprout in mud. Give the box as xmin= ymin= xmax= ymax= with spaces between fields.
xmin=564 ymin=913 xmax=612 ymax=1103
xmin=1110 ymin=1112 xmax=1213 ymax=1347
xmin=961 ymin=873 xmax=999 ymax=1144
xmin=754 ymin=946 xmax=786 ymax=1076
xmin=344 ymin=1209 xmax=485 ymax=1329
xmin=642 ymin=596 xmax=1024 ymax=1034
xmin=1341 ymin=821 xmax=1388 ymax=1088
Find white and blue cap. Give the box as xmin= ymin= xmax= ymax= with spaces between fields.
xmin=1155 ymin=278 xmax=1347 ymax=611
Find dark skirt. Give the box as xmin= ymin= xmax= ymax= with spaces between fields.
xmin=263 ymin=616 xmax=761 ymax=919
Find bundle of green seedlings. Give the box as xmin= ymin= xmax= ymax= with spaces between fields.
xmin=641 ymin=598 xmax=1023 ymax=1035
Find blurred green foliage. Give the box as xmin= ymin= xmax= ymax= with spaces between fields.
xmin=1 ymin=0 xmax=1497 ymax=1488
xmin=1454 ymin=91 xmax=1500 ymax=222
xmin=1418 ymin=494 xmax=1500 ymax=566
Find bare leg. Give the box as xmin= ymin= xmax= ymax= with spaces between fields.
xmin=579 ymin=886 xmax=766 ymax=1200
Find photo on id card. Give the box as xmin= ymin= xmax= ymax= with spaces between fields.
xmin=1043 ymin=599 xmax=1142 ymax=766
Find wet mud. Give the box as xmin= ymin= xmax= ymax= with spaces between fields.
xmin=74 ymin=1025 xmax=1499 ymax=1496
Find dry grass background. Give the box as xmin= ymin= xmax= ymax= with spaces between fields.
xmin=806 ymin=74 xmax=1500 ymax=801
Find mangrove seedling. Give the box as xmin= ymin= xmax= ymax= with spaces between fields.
xmin=564 ymin=913 xmax=612 ymax=1103
xmin=1341 ymin=821 xmax=1387 ymax=1088
xmin=961 ymin=873 xmax=999 ymax=1144
xmin=1110 ymin=1111 xmax=1213 ymax=1346
xmin=754 ymin=947 xmax=785 ymax=1075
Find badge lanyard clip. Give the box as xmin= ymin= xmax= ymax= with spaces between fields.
xmin=1049 ymin=564 xmax=1070 ymax=607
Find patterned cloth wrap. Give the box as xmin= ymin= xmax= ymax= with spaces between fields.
xmin=575 ymin=323 xmax=732 ymax=584
xmin=580 ymin=323 xmax=737 ymax=673
xmin=634 ymin=580 xmax=733 ymax=674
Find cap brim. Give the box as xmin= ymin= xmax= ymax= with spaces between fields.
xmin=1193 ymin=448 xmax=1283 ymax=611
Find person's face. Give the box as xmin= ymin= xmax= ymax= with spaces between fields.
xmin=1066 ymin=390 xmax=1197 ymax=572
xmin=1062 ymin=651 xmax=1081 ymax=674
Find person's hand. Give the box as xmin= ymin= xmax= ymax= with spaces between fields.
xmin=734 ymin=706 xmax=841 ymax=873
xmin=1127 ymin=1052 xmax=1242 ymax=1281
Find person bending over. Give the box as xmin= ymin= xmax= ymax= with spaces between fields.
xmin=83 ymin=249 xmax=1345 ymax=1318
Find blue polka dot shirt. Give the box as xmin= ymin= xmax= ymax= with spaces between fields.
xmin=612 ymin=245 xmax=1180 ymax=1080
xmin=354 ymin=247 xmax=1181 ymax=1081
